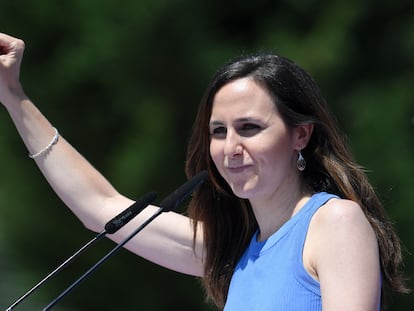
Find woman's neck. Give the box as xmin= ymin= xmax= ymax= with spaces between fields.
xmin=250 ymin=179 xmax=312 ymax=242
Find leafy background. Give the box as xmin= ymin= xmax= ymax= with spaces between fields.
xmin=0 ymin=0 xmax=413 ymax=310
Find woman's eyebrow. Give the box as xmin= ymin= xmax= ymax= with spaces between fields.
xmin=209 ymin=117 xmax=263 ymax=126
xmin=208 ymin=120 xmax=224 ymax=127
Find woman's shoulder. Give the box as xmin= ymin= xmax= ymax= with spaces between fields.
xmin=309 ymin=196 xmax=377 ymax=249
xmin=312 ymin=196 xmax=369 ymax=227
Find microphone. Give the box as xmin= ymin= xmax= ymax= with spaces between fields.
xmin=42 ymin=170 xmax=209 ymax=310
xmin=159 ymin=170 xmax=208 ymax=211
xmin=5 ymin=191 xmax=157 ymax=311
xmin=105 ymin=192 xmax=157 ymax=234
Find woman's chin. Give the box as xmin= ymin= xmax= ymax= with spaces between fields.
xmin=230 ymin=183 xmax=256 ymax=199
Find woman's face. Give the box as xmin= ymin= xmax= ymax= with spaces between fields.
xmin=209 ymin=78 xmax=301 ymax=200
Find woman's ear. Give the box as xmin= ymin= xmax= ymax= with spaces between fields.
xmin=294 ymin=123 xmax=314 ymax=150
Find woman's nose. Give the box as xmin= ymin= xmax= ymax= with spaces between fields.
xmin=223 ymin=131 xmax=243 ymax=157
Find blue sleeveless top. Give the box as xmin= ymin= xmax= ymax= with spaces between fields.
xmin=224 ymin=192 xmax=337 ymax=311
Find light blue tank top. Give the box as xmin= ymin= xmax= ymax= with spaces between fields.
xmin=224 ymin=192 xmax=337 ymax=311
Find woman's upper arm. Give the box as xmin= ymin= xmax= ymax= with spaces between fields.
xmin=88 ymin=194 xmax=206 ymax=277
xmin=308 ymin=199 xmax=381 ymax=311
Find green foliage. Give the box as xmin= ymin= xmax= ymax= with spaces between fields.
xmin=1 ymin=0 xmax=413 ymax=309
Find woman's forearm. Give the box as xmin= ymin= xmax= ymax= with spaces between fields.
xmin=5 ymin=93 xmax=126 ymax=229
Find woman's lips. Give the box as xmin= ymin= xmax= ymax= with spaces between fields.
xmin=226 ymin=165 xmax=252 ymax=174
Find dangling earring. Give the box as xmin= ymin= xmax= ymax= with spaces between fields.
xmin=297 ymin=150 xmax=306 ymax=171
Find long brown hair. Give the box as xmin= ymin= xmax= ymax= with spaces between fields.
xmin=185 ymin=53 xmax=409 ymax=309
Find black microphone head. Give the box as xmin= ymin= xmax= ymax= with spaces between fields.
xmin=159 ymin=170 xmax=208 ymax=212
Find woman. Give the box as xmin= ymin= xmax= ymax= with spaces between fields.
xmin=0 ymin=32 xmax=409 ymax=310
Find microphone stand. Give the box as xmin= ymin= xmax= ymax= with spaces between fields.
xmin=5 ymin=231 xmax=106 ymax=311
xmin=42 ymin=207 xmax=165 ymax=311
xmin=5 ymin=191 xmax=157 ymax=311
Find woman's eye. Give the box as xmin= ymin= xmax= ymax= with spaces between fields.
xmin=238 ymin=124 xmax=262 ymax=136
xmin=210 ymin=127 xmax=227 ymax=139
xmin=209 ymin=124 xmax=262 ymax=139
